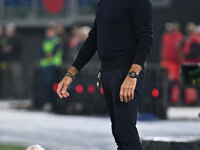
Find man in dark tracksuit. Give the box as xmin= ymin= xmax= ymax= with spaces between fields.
xmin=57 ymin=0 xmax=153 ymax=149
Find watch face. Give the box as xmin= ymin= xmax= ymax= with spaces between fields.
xmin=129 ymin=72 xmax=137 ymax=78
xmin=130 ymin=72 xmax=136 ymax=78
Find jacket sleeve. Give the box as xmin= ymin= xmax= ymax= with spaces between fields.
xmin=72 ymin=19 xmax=97 ymax=71
xmin=130 ymin=0 xmax=153 ymax=68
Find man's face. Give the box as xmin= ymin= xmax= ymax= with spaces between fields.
xmin=186 ymin=24 xmax=196 ymax=35
xmin=5 ymin=28 xmax=16 ymax=37
xmin=165 ymin=23 xmax=174 ymax=33
xmin=45 ymin=28 xmax=56 ymax=38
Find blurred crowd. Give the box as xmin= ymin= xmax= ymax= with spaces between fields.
xmin=0 ymin=23 xmax=23 ymax=99
xmin=160 ymin=22 xmax=200 ymax=105
xmin=0 ymin=22 xmax=91 ymax=110
xmin=1 ymin=21 xmax=200 ymax=108
xmin=39 ymin=24 xmax=91 ymax=110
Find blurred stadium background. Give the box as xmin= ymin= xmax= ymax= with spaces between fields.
xmin=0 ymin=0 xmax=200 ymax=150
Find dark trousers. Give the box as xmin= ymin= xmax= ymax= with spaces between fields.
xmin=101 ymin=67 xmax=144 ymax=150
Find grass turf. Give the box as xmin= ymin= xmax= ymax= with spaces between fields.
xmin=0 ymin=144 xmax=25 ymax=150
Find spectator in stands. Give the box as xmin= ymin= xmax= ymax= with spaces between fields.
xmin=68 ymin=26 xmax=81 ymax=49
xmin=68 ymin=25 xmax=81 ymax=61
xmin=78 ymin=26 xmax=91 ymax=49
xmin=161 ymin=22 xmax=184 ymax=104
xmin=183 ymin=22 xmax=200 ymax=63
xmin=55 ymin=24 xmax=69 ymax=62
xmin=161 ymin=22 xmax=184 ymax=82
xmin=173 ymin=22 xmax=185 ymax=60
xmin=40 ymin=25 xmax=63 ymax=111
xmin=71 ymin=26 xmax=91 ymax=61
xmin=182 ymin=22 xmax=200 ymax=105
xmin=2 ymin=23 xmax=24 ymax=98
xmin=68 ymin=25 xmax=97 ymax=63
xmin=68 ymin=26 xmax=91 ymax=61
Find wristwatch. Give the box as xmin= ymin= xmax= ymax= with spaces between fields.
xmin=128 ymin=71 xmax=138 ymax=79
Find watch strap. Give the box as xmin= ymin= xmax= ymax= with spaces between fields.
xmin=65 ymin=72 xmax=75 ymax=80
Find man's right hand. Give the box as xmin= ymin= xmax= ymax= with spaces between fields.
xmin=57 ymin=76 xmax=73 ymax=99
xmin=56 ymin=66 xmax=78 ymax=99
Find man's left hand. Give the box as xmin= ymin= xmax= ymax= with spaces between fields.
xmin=120 ymin=76 xmax=137 ymax=102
